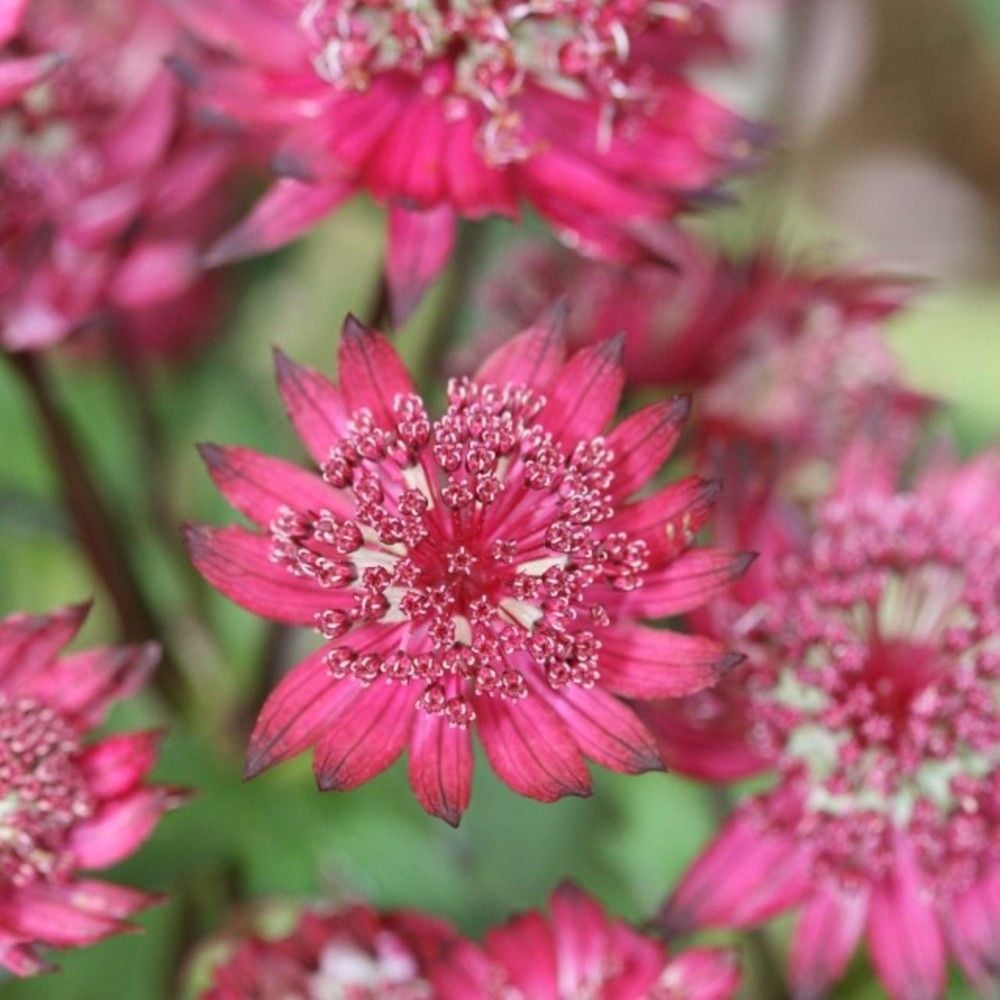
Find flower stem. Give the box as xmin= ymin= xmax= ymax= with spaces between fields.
xmin=8 ymin=351 xmax=185 ymax=709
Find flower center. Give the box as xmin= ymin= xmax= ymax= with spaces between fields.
xmin=748 ymin=494 xmax=999 ymax=892
xmin=269 ymin=378 xmax=648 ymax=728
xmin=0 ymin=696 xmax=93 ymax=888
xmin=298 ymin=0 xmax=706 ymax=162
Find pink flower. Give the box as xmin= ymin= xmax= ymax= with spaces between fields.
xmin=659 ymin=445 xmax=1000 ymax=999
xmin=469 ymin=237 xmax=929 ymax=473
xmin=202 ymin=902 xmax=468 ymax=999
xmin=441 ymin=883 xmax=741 ymax=999
xmin=168 ymin=0 xmax=762 ymax=321
xmin=186 ymin=313 xmax=749 ymax=824
xmin=0 ymin=0 xmax=239 ymax=357
xmin=0 ymin=604 xmax=174 ymax=976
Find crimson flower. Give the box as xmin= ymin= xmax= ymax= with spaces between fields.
xmin=441 ymin=883 xmax=741 ymax=999
xmin=659 ymin=445 xmax=1000 ymax=999
xmin=470 ymin=236 xmax=928 ymax=465
xmin=0 ymin=604 xmax=173 ymax=976
xmin=187 ymin=313 xmax=748 ymax=824
xmin=167 ymin=0 xmax=762 ymax=321
xmin=0 ymin=0 xmax=238 ymax=357
xmin=202 ymin=902 xmax=466 ymax=998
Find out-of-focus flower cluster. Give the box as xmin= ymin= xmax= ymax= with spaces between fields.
xmin=166 ymin=0 xmax=763 ymax=320
xmin=198 ymin=886 xmax=741 ymax=999
xmin=0 ymin=0 xmax=244 ymax=358
xmin=0 ymin=605 xmax=174 ymax=976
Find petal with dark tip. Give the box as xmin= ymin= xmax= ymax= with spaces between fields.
xmin=313 ymin=681 xmax=413 ymax=791
xmin=539 ymin=681 xmax=662 ymax=774
xmin=387 ymin=204 xmax=456 ymax=326
xmin=199 ymin=443 xmax=351 ymax=526
xmin=605 ymin=396 xmax=690 ymax=500
xmin=539 ymin=337 xmax=625 ymax=443
xmin=599 ymin=550 xmax=754 ymax=619
xmin=597 ymin=624 xmax=738 ymax=699
xmin=184 ymin=525 xmax=346 ymax=624
xmin=338 ymin=316 xmax=416 ymax=427
xmin=273 ymin=348 xmax=350 ymax=465
xmin=408 ymin=711 xmax=473 ymax=827
xmin=204 ymin=177 xmax=354 ymax=267
xmin=474 ymin=303 xmax=567 ymax=391
xmin=475 ymin=694 xmax=591 ymax=803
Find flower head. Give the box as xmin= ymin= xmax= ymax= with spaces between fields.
xmin=0 ymin=0 xmax=238 ymax=356
xmin=660 ymin=445 xmax=1000 ymax=999
xmin=441 ymin=884 xmax=741 ymax=999
xmin=202 ymin=902 xmax=466 ymax=999
xmin=469 ymin=238 xmax=928 ymax=485
xmin=0 ymin=604 xmax=172 ymax=976
xmin=170 ymin=0 xmax=761 ymax=320
xmin=187 ymin=313 xmax=748 ymax=824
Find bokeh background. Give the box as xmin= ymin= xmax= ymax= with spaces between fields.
xmin=1 ymin=1 xmax=998 ymax=996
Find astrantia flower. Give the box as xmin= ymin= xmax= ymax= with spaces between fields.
xmin=660 ymin=446 xmax=1000 ymax=999
xmin=0 ymin=604 xmax=173 ymax=976
xmin=0 ymin=0 xmax=238 ymax=356
xmin=168 ymin=0 xmax=761 ymax=321
xmin=468 ymin=237 xmax=928 ymax=483
xmin=187 ymin=313 xmax=748 ymax=824
xmin=202 ymin=902 xmax=468 ymax=998
xmin=441 ymin=883 xmax=741 ymax=999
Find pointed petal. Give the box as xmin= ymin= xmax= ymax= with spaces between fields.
xmin=387 ymin=204 xmax=456 ymax=325
xmin=204 ymin=177 xmax=353 ymax=267
xmin=605 ymin=396 xmax=690 ymax=500
xmin=338 ymin=316 xmax=416 ymax=427
xmin=313 ymin=681 xmax=413 ymax=791
xmin=245 ymin=627 xmax=393 ymax=777
xmin=273 ymin=347 xmax=350 ymax=465
xmin=598 ymin=624 xmax=739 ymax=699
xmin=549 ymin=883 xmax=610 ymax=993
xmin=428 ymin=939 xmax=497 ymax=996
xmin=0 ymin=604 xmax=87 ymax=690
xmin=79 ymin=731 xmax=163 ymax=800
xmin=24 ymin=643 xmax=159 ymax=728
xmin=0 ymin=942 xmax=51 ymax=978
xmin=790 ymin=888 xmax=867 ymax=1000
xmin=474 ymin=304 xmax=567 ymax=391
xmin=600 ymin=550 xmax=754 ymax=619
xmin=185 ymin=524 xmax=346 ymax=624
xmin=662 ymin=812 xmax=811 ymax=933
xmin=408 ymin=712 xmax=473 ymax=827
xmin=539 ymin=681 xmax=662 ymax=774
xmin=539 ymin=338 xmax=625 ymax=444
xmin=69 ymin=788 xmax=167 ymax=869
xmin=475 ymin=694 xmax=591 ymax=803
xmin=867 ymin=842 xmax=947 ymax=1000
xmin=485 ymin=911 xmax=560 ymax=999
xmin=101 ymin=74 xmax=175 ymax=177
xmin=199 ymin=444 xmax=350 ymax=527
